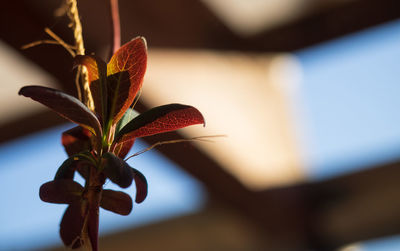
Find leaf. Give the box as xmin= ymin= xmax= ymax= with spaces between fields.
xmin=39 ymin=180 xmax=83 ymax=204
xmin=115 ymin=103 xmax=205 ymax=144
xmin=61 ymin=126 xmax=92 ymax=157
xmin=19 ymin=86 xmax=102 ymax=137
xmin=100 ymin=189 xmax=133 ymax=215
xmin=60 ymin=202 xmax=85 ymax=249
xmin=54 ymin=157 xmax=78 ymax=180
xmin=115 ymin=108 xmax=139 ymax=135
xmin=132 ymin=168 xmax=148 ymax=203
xmin=112 ymin=109 xmax=139 ymax=158
xmin=74 ymin=55 xmax=108 ymax=125
xmin=102 ymin=152 xmax=134 ymax=188
xmin=107 ymin=37 xmax=147 ymax=124
xmin=114 ymin=139 xmax=135 ymax=159
xmin=54 ymin=153 xmax=94 ymax=180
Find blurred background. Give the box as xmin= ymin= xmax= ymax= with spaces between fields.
xmin=1 ymin=0 xmax=400 ymax=250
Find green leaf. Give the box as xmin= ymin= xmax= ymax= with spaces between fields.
xmin=100 ymin=189 xmax=133 ymax=215
xmin=115 ymin=103 xmax=205 ymax=144
xmin=19 ymin=86 xmax=102 ymax=137
xmin=132 ymin=168 xmax=148 ymax=203
xmin=39 ymin=180 xmax=83 ymax=204
xmin=112 ymin=109 xmax=139 ymax=158
xmin=107 ymin=37 xmax=147 ymax=125
xmin=61 ymin=126 xmax=92 ymax=157
xmin=60 ymin=202 xmax=85 ymax=249
xmin=102 ymin=152 xmax=134 ymax=188
xmin=115 ymin=108 xmax=139 ymax=135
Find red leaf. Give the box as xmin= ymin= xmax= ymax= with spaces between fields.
xmin=61 ymin=126 xmax=92 ymax=156
xmin=74 ymin=55 xmax=108 ymax=125
xmin=107 ymin=37 xmax=147 ymax=124
xmin=60 ymin=202 xmax=85 ymax=249
xmin=114 ymin=139 xmax=135 ymax=158
xmin=19 ymin=86 xmax=102 ymax=137
xmin=39 ymin=180 xmax=83 ymax=204
xmin=115 ymin=104 xmax=205 ymax=144
xmin=131 ymin=168 xmax=148 ymax=203
xmin=100 ymin=189 xmax=133 ymax=215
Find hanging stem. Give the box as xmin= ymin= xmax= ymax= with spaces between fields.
xmin=108 ymin=0 xmax=121 ymax=60
xmin=66 ymin=0 xmax=94 ymax=110
xmin=65 ymin=1 xmax=97 ymax=250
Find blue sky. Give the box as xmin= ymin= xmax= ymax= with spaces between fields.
xmin=295 ymin=19 xmax=400 ymax=180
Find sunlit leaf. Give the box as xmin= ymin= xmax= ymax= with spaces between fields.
xmin=115 ymin=103 xmax=205 ymax=143
xmin=131 ymin=168 xmax=148 ymax=203
xmin=39 ymin=180 xmax=83 ymax=204
xmin=18 ymin=86 xmax=102 ymax=137
xmin=61 ymin=126 xmax=92 ymax=157
xmin=100 ymin=189 xmax=133 ymax=215
xmin=107 ymin=37 xmax=147 ymax=124
xmin=102 ymin=152 xmax=133 ymax=188
xmin=60 ymin=202 xmax=85 ymax=249
xmin=74 ymin=55 xmax=108 ymax=125
xmin=73 ymin=55 xmax=106 ymax=84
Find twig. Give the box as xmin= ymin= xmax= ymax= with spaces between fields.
xmin=125 ymin=135 xmax=226 ymax=161
xmin=44 ymin=28 xmax=76 ymax=57
xmin=66 ymin=0 xmax=94 ymax=110
xmin=21 ymin=27 xmax=77 ymax=57
xmin=21 ymin=39 xmax=75 ymax=53
xmin=108 ymin=0 xmax=121 ymax=60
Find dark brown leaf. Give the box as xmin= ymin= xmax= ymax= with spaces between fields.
xmin=54 ymin=157 xmax=78 ymax=180
xmin=100 ymin=189 xmax=133 ymax=215
xmin=60 ymin=202 xmax=85 ymax=249
xmin=102 ymin=152 xmax=134 ymax=188
xmin=61 ymin=126 xmax=92 ymax=157
xmin=39 ymin=180 xmax=83 ymax=204
xmin=132 ymin=168 xmax=148 ymax=203
xmin=19 ymin=86 xmax=102 ymax=137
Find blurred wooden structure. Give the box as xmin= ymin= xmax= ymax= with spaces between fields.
xmin=1 ymin=0 xmax=400 ymax=250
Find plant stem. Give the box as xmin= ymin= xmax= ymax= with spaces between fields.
xmin=108 ymin=0 xmax=121 ymax=60
xmin=66 ymin=0 xmax=95 ymax=111
xmin=85 ymin=166 xmax=103 ymax=251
